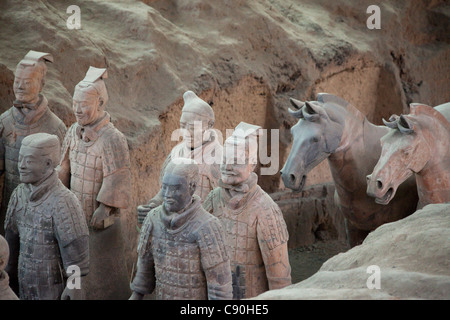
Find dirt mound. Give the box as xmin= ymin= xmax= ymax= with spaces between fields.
xmin=254 ymin=203 xmax=450 ymax=299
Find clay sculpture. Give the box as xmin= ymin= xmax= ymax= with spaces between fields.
xmin=0 ymin=234 xmax=18 ymax=300
xmin=130 ymin=158 xmax=232 ymax=300
xmin=0 ymin=50 xmax=67 ymax=234
xmin=4 ymin=133 xmax=89 ymax=300
xmin=137 ymin=90 xmax=222 ymax=224
xmin=58 ymin=66 xmax=132 ymax=300
xmin=280 ymin=93 xmax=418 ymax=247
xmin=367 ymin=103 xmax=450 ymax=209
xmin=203 ymin=122 xmax=292 ymax=299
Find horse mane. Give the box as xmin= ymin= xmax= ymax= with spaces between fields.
xmin=410 ymin=104 xmax=450 ymax=129
xmin=383 ymin=103 xmax=450 ymax=135
xmin=317 ymin=93 xmax=365 ymax=124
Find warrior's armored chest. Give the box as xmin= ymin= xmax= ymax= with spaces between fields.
xmin=14 ymin=193 xmax=65 ymax=299
xmin=150 ymin=219 xmax=207 ymax=300
xmin=69 ymin=132 xmax=104 ymax=219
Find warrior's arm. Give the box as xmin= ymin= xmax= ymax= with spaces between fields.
xmin=257 ymin=207 xmax=292 ymax=290
xmin=57 ymin=127 xmax=72 ymax=188
xmin=198 ymin=218 xmax=233 ymax=300
xmin=0 ymin=121 xmax=5 ymax=175
xmin=4 ymin=191 xmax=19 ymax=292
xmin=130 ymin=212 xmax=156 ymax=297
xmin=97 ymin=132 xmax=131 ymax=211
xmin=59 ymin=236 xmax=90 ymax=277
xmin=4 ymin=228 xmax=19 ymax=291
xmin=54 ymin=194 xmax=90 ymax=281
xmin=130 ymin=255 xmax=155 ymax=297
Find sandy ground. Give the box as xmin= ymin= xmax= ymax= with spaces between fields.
xmin=289 ymin=240 xmax=349 ymax=284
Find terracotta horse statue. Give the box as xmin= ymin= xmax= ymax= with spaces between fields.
xmin=280 ymin=93 xmax=418 ymax=247
xmin=367 ymin=103 xmax=450 ymax=209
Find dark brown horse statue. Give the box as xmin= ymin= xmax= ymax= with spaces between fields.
xmin=281 ymin=93 xmax=418 ymax=247
xmin=367 ymin=103 xmax=450 ymax=209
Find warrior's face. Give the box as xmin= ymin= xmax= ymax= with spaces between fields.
xmin=18 ymin=146 xmax=52 ymax=185
xmin=73 ymin=88 xmax=102 ymax=126
xmin=180 ymin=111 xmax=211 ymax=149
xmin=161 ymin=173 xmax=193 ymax=213
xmin=220 ymin=145 xmax=255 ymax=186
xmin=13 ymin=66 xmax=42 ymax=104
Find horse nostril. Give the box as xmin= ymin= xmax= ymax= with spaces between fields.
xmin=377 ymin=180 xmax=383 ymax=189
xmin=289 ymin=174 xmax=296 ymax=182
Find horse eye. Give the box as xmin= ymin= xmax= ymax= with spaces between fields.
xmin=311 ymin=136 xmax=319 ymax=143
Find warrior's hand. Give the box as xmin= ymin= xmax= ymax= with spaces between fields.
xmin=129 ymin=291 xmax=144 ymax=300
xmin=137 ymin=204 xmax=153 ymax=225
xmin=90 ymin=203 xmax=113 ymax=230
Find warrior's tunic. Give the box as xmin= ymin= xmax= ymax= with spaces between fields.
xmin=58 ymin=112 xmax=131 ymax=300
xmin=203 ymin=173 xmax=292 ymax=299
xmin=131 ymin=196 xmax=232 ymax=300
xmin=0 ymin=95 xmax=66 ymax=234
xmin=4 ymin=171 xmax=89 ymax=300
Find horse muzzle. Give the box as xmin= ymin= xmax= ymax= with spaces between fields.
xmin=281 ymin=170 xmax=307 ymax=192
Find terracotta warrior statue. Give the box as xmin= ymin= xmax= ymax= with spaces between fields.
xmin=130 ymin=158 xmax=232 ymax=300
xmin=58 ymin=66 xmax=132 ymax=300
xmin=0 ymin=235 xmax=18 ymax=300
xmin=137 ymin=90 xmax=222 ymax=224
xmin=4 ymin=133 xmax=89 ymax=300
xmin=0 ymin=50 xmax=67 ymax=234
xmin=203 ymin=122 xmax=292 ymax=299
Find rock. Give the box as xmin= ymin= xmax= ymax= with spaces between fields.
xmin=253 ymin=203 xmax=450 ymax=299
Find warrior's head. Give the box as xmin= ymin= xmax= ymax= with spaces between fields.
xmin=18 ymin=133 xmax=60 ymax=185
xmin=14 ymin=50 xmax=53 ymax=105
xmin=161 ymin=158 xmax=199 ymax=213
xmin=220 ymin=122 xmax=261 ymax=186
xmin=73 ymin=67 xmax=108 ymax=126
xmin=180 ymin=91 xmax=215 ymax=149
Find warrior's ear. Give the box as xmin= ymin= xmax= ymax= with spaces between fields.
xmin=398 ymin=115 xmax=415 ymax=134
xmin=98 ymin=96 xmax=104 ymax=108
xmin=288 ymin=98 xmax=304 ymax=119
xmin=302 ymin=101 xmax=327 ymax=122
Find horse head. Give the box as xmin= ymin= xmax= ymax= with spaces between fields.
xmin=367 ymin=106 xmax=433 ymax=205
xmin=281 ymin=94 xmax=345 ymax=191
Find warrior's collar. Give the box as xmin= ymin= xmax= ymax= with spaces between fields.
xmin=28 ymin=170 xmax=59 ymax=203
xmin=160 ymin=195 xmax=202 ymax=231
xmin=12 ymin=94 xmax=48 ymax=125
xmin=219 ymin=172 xmax=258 ymax=209
xmin=76 ymin=112 xmax=111 ymax=142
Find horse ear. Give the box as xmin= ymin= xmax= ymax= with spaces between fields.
xmin=290 ymin=98 xmax=304 ymax=110
xmin=398 ymin=115 xmax=415 ymax=134
xmin=382 ymin=114 xmax=400 ymax=129
xmin=302 ymin=101 xmax=327 ymax=121
xmin=288 ymin=98 xmax=305 ymax=119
